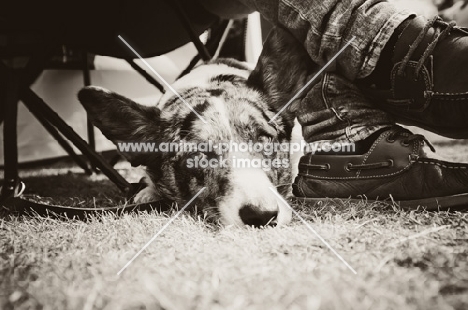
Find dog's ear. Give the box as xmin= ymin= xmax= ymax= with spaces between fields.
xmin=247 ymin=27 xmax=317 ymax=126
xmin=78 ymin=86 xmax=161 ymax=166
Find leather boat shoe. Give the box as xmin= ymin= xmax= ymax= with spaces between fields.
xmin=364 ymin=16 xmax=468 ymax=139
xmin=293 ymin=126 xmax=468 ymax=210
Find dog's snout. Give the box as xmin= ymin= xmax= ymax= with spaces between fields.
xmin=239 ymin=204 xmax=278 ymax=227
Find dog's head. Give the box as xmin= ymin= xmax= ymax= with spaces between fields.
xmin=78 ymin=28 xmax=315 ymax=227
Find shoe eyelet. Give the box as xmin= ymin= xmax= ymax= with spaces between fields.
xmin=345 ymin=163 xmax=352 ymax=172
xmin=387 ymin=159 xmax=394 ymax=168
xmin=401 ymin=140 xmax=410 ymax=147
xmin=324 ymin=163 xmax=331 ymax=171
xmin=386 ymin=137 xmax=395 ymax=143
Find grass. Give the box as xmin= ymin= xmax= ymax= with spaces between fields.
xmin=1 ymin=142 xmax=468 ymax=310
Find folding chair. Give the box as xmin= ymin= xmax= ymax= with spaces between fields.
xmin=0 ymin=0 xmax=250 ymax=216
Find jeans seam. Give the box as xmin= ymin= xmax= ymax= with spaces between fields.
xmin=281 ymin=0 xmax=321 ymax=37
xmin=322 ymin=73 xmax=330 ymax=109
xmin=280 ymin=0 xmax=362 ymax=52
xmin=360 ymin=10 xmax=413 ymax=79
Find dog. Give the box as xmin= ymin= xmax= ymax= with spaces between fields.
xmin=78 ymin=28 xmax=316 ymax=227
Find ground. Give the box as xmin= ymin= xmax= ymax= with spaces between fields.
xmin=1 ymin=140 xmax=468 ymax=310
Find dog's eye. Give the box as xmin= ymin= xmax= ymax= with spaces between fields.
xmin=257 ymin=134 xmax=273 ymax=144
xmin=192 ymin=152 xmax=217 ymax=160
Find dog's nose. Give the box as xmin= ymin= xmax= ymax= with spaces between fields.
xmin=239 ymin=204 xmax=278 ymax=227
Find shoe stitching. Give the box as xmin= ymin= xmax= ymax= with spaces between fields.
xmin=429 ymin=97 xmax=468 ymax=101
xmin=430 ymin=91 xmax=468 ymax=100
xmin=391 ymin=63 xmax=432 ymax=111
xmin=299 ymin=158 xmax=467 ymax=180
xmin=300 ymin=129 xmax=420 ymax=180
xmin=297 ymin=160 xmax=412 ymax=180
xmin=432 ymin=91 xmax=468 ymax=96
xmin=357 ymin=131 xmax=390 ymax=177
xmin=391 ymin=62 xmax=432 ymax=98
xmin=417 ymin=160 xmax=468 ymax=169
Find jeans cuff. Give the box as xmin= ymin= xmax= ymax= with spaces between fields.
xmin=359 ymin=10 xmax=414 ymax=79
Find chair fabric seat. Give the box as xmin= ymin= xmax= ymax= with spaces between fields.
xmin=0 ymin=0 xmax=218 ymax=58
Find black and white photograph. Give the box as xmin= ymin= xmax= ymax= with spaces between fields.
xmin=1 ymin=0 xmax=468 ymax=309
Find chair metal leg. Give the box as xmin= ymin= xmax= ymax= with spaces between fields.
xmin=82 ymin=52 xmax=95 ymax=150
xmin=177 ymin=19 xmax=232 ymax=79
xmin=1 ymin=33 xmax=133 ymax=198
xmin=168 ymin=0 xmax=212 ymax=61
xmin=0 ymin=66 xmax=5 ymax=127
xmin=26 ymin=104 xmax=93 ymax=175
xmin=125 ymin=59 xmax=165 ymax=93
xmin=1 ymin=70 xmax=20 ymax=200
xmin=82 ymin=51 xmax=100 ymax=173
xmin=20 ymin=88 xmax=131 ymax=193
xmin=1 ymin=54 xmax=95 ymax=179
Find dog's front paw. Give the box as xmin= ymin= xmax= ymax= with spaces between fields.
xmin=134 ymin=187 xmax=158 ymax=203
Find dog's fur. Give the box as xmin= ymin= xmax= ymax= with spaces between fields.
xmin=78 ymin=28 xmax=316 ymax=226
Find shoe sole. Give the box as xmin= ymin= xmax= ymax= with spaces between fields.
xmin=293 ymin=193 xmax=468 ymax=211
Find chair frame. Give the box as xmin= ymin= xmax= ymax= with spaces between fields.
xmin=0 ymin=0 xmax=237 ymax=205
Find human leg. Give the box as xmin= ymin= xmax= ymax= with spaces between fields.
xmin=294 ymin=71 xmax=468 ymax=210
xmin=237 ymin=0 xmax=412 ymax=80
xmin=239 ymin=0 xmax=468 ymax=139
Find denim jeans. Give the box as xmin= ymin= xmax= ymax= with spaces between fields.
xmin=297 ymin=73 xmax=394 ymax=143
xmin=238 ymin=0 xmax=412 ymax=142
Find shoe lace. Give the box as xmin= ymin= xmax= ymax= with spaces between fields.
xmin=398 ymin=16 xmax=465 ymax=77
xmin=349 ymin=127 xmax=435 ymax=171
xmin=386 ymin=126 xmax=435 ymax=152
xmin=303 ymin=127 xmax=435 ymax=172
